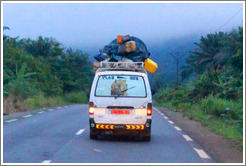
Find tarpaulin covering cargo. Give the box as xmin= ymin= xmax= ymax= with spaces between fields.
xmin=94 ymin=35 xmax=150 ymax=62
xmin=93 ymin=35 xmax=158 ymax=73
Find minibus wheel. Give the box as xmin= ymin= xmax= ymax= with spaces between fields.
xmin=142 ymin=131 xmax=151 ymax=141
xmin=90 ymin=130 xmax=98 ymax=139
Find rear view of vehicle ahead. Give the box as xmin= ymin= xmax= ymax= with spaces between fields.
xmin=89 ymin=62 xmax=152 ymax=141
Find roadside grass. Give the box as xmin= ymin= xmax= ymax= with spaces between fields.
xmin=3 ymin=91 xmax=89 ymax=114
xmin=184 ymin=105 xmax=243 ymax=149
xmin=154 ymin=97 xmax=243 ymax=149
xmin=63 ymin=91 xmax=88 ymax=104
xmin=24 ymin=93 xmax=67 ymax=109
xmin=24 ymin=91 xmax=88 ymax=110
xmin=3 ymin=95 xmax=29 ymax=115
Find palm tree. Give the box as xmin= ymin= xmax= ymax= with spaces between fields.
xmin=3 ymin=26 xmax=10 ymax=40
xmin=181 ymin=32 xmax=229 ymax=80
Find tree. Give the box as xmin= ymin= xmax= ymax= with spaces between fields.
xmin=181 ymin=26 xmax=243 ymax=100
xmin=3 ymin=26 xmax=10 ymax=40
xmin=5 ymin=63 xmax=37 ymax=98
xmin=19 ymin=36 xmax=64 ymax=57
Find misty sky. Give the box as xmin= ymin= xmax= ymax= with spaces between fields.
xmin=3 ymin=2 xmax=244 ymax=56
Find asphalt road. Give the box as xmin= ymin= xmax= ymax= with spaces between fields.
xmin=3 ymin=105 xmax=215 ymax=163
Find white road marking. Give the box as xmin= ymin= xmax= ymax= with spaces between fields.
xmin=38 ymin=111 xmax=44 ymax=114
xmin=48 ymin=109 xmax=54 ymax=111
xmin=160 ymin=113 xmax=164 ymax=116
xmin=5 ymin=119 xmax=17 ymax=123
xmin=174 ymin=126 xmax=182 ymax=131
xmin=182 ymin=134 xmax=193 ymax=141
xmin=168 ymin=120 xmax=174 ymax=124
xmin=153 ymin=107 xmax=160 ymax=113
xmin=194 ymin=148 xmax=210 ymax=159
xmin=23 ymin=114 xmax=32 ymax=118
xmin=76 ymin=129 xmax=85 ymax=135
xmin=93 ymin=149 xmax=102 ymax=152
xmin=154 ymin=107 xmax=210 ymax=160
xmin=57 ymin=107 xmax=61 ymax=109
xmin=42 ymin=160 xmax=51 ymax=163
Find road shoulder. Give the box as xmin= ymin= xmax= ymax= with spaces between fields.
xmin=157 ymin=107 xmax=243 ymax=163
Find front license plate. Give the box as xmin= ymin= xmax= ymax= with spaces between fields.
xmin=111 ymin=110 xmax=130 ymax=115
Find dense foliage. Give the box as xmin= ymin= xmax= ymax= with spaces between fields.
xmin=154 ymin=27 xmax=243 ymax=147
xmin=181 ymin=26 xmax=243 ymax=100
xmin=3 ymin=27 xmax=93 ymax=113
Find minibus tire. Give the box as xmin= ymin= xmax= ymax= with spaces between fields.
xmin=143 ymin=135 xmax=151 ymax=141
xmin=142 ymin=130 xmax=151 ymax=141
xmin=90 ymin=130 xmax=98 ymax=139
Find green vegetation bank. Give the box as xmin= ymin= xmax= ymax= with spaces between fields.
xmin=3 ymin=26 xmax=93 ymax=114
xmin=154 ymin=27 xmax=243 ymax=148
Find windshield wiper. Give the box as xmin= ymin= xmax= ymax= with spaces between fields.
xmin=114 ymin=86 xmax=136 ymax=99
xmin=121 ymin=86 xmax=136 ymax=93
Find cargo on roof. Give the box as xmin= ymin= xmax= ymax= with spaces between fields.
xmin=93 ymin=35 xmax=158 ymax=73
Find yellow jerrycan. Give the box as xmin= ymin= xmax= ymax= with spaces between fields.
xmin=144 ymin=58 xmax=158 ymax=73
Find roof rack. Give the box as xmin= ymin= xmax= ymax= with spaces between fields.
xmin=97 ymin=62 xmax=147 ymax=74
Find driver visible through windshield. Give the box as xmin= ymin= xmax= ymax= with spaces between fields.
xmin=95 ymin=75 xmax=146 ymax=98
